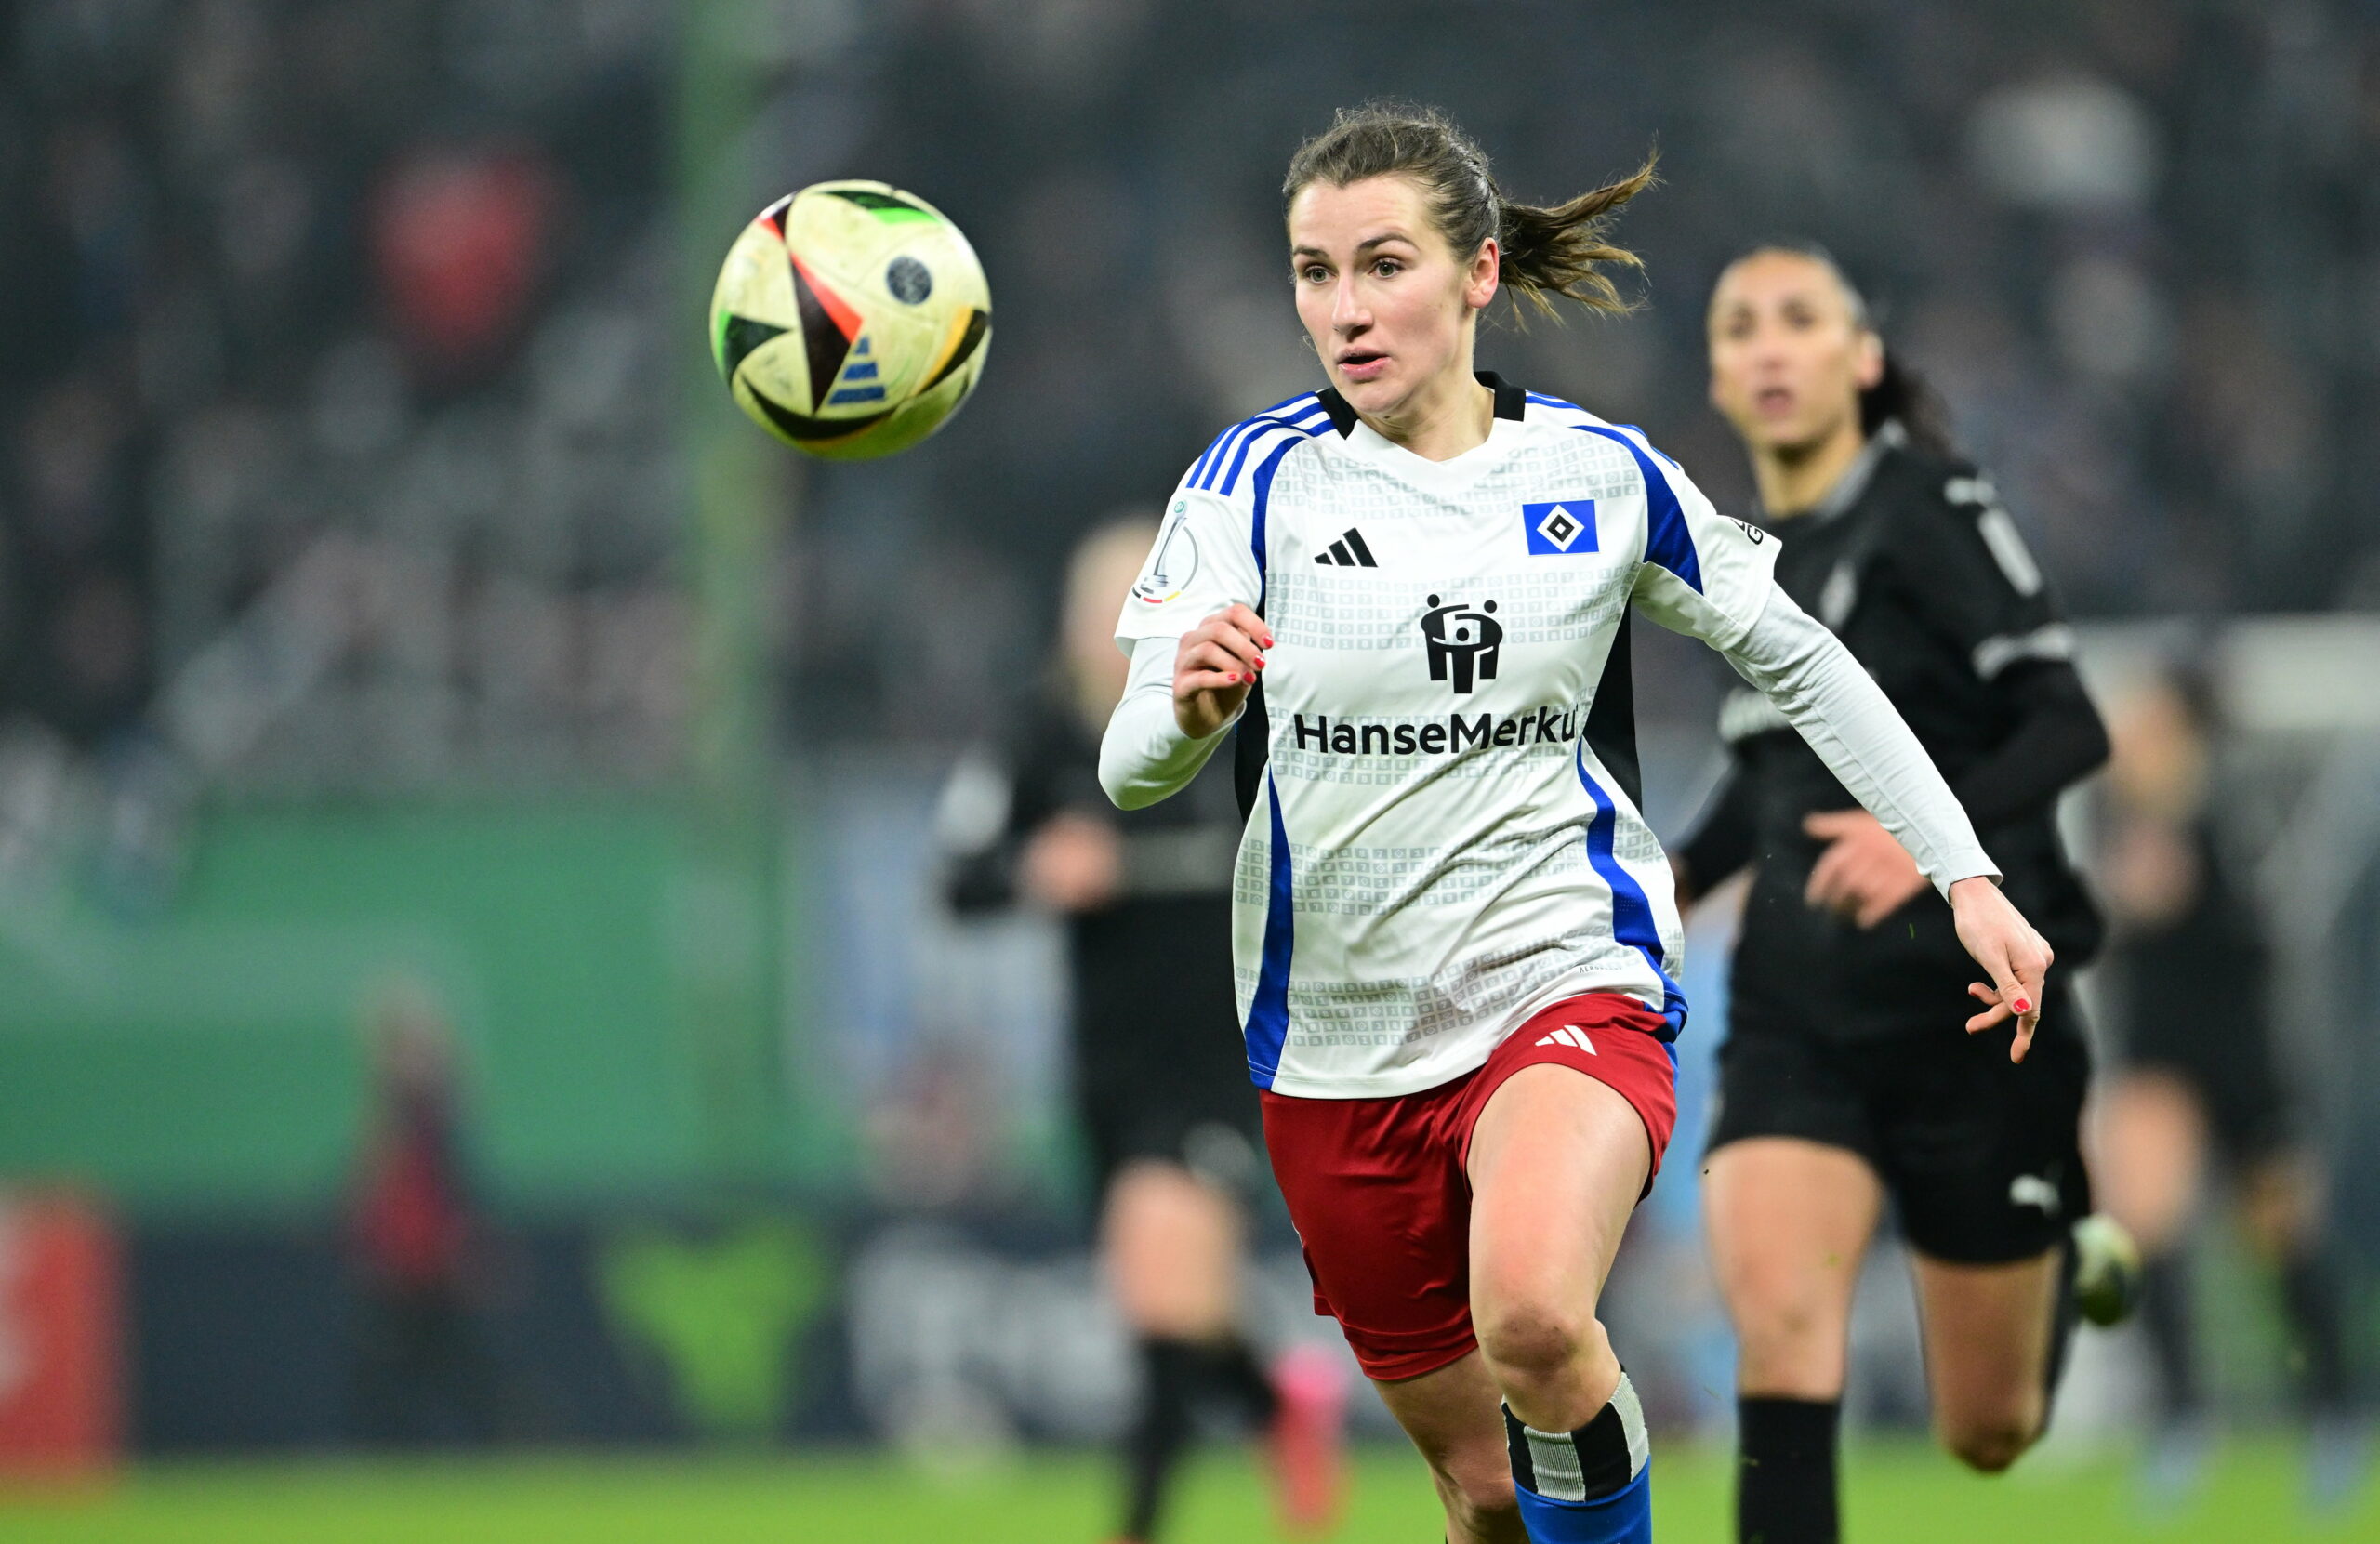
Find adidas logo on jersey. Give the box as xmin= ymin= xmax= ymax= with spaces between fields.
xmin=1534 ymin=1024 xmax=1597 ymax=1055
xmin=1314 ymin=528 xmax=1378 ymax=567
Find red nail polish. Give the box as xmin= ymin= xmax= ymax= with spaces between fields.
xmin=2014 ymin=998 xmax=2031 ymax=1013
xmin=1261 ymin=638 xmax=1276 ymax=649
xmin=1253 ymin=658 xmax=1265 ymax=669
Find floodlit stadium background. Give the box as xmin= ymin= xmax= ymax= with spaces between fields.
xmin=0 ymin=1 xmax=2376 ymax=1539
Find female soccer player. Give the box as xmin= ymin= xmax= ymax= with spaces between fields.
xmin=1677 ymin=245 xmax=2133 ymax=1544
xmin=1101 ymin=105 xmax=2054 ymax=1544
xmin=939 ymin=518 xmax=1345 ymax=1544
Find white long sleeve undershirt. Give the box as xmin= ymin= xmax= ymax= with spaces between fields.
xmin=1098 ymin=585 xmax=1999 ymax=896
xmin=1719 ymin=587 xmax=1997 ymax=895
xmin=1099 ymin=635 xmax=1234 ymax=811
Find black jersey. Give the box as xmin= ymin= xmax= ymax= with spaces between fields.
xmin=942 ymin=686 xmax=1246 ymax=1101
xmin=1680 ymin=430 xmax=2108 ymax=1036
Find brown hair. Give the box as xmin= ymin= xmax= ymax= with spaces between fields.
xmin=1283 ymin=101 xmax=1656 ymax=323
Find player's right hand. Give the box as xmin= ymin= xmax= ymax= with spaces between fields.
xmin=1174 ymin=603 xmax=1270 ymax=739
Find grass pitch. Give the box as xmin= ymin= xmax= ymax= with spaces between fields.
xmin=0 ymin=1440 xmax=2370 ymax=1543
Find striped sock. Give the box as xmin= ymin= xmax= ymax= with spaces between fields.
xmin=1503 ymin=1373 xmax=1653 ymax=1542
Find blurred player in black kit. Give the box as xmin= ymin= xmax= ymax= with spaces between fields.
xmin=1674 ymin=246 xmax=2140 ymax=1543
xmin=938 ymin=518 xmax=1345 ymax=1544
xmin=2094 ymin=665 xmax=2368 ymax=1511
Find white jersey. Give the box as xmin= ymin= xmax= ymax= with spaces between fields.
xmin=1110 ymin=376 xmax=1992 ymax=1099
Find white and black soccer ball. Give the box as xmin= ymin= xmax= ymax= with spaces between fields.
xmin=709 ymin=179 xmax=991 ymax=460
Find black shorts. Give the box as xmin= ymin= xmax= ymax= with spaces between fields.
xmin=1707 ymin=984 xmax=2093 ymax=1264
xmin=2120 ymin=1022 xmax=2294 ymax=1168
xmin=1076 ymin=1049 xmax=1268 ymax=1202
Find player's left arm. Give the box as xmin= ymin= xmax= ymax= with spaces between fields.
xmin=1626 ymin=446 xmax=2052 ymax=1059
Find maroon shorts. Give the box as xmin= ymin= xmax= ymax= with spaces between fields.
xmin=1259 ymin=992 xmax=1678 ymax=1382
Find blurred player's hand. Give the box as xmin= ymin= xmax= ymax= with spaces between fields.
xmin=1173 ymin=603 xmax=1270 ymax=740
xmin=1802 ymin=809 xmax=1927 ymax=929
xmin=1021 ymin=811 xmax=1123 ymax=913
xmin=1948 ymin=875 xmax=2054 ymax=1062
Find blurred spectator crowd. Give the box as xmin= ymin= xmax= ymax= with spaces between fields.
xmin=0 ymin=0 xmax=682 ymax=808
xmin=3 ymin=0 xmax=2377 ymax=769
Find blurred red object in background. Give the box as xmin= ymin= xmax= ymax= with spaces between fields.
xmin=372 ymin=147 xmax=556 ymax=381
xmin=0 ymin=1194 xmax=121 ymax=1480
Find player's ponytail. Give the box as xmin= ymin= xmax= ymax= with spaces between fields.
xmin=1494 ymin=163 xmax=1658 ymax=321
xmin=1860 ymin=349 xmax=1958 ymax=459
xmin=1284 ymin=101 xmax=1655 ymax=323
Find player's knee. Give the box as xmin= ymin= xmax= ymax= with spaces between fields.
xmin=1730 ymin=1291 xmax=1843 ymax=1388
xmin=1432 ymin=1452 xmax=1519 ymax=1534
xmin=1940 ymin=1413 xmax=2037 ymax=1474
xmin=1475 ymin=1299 xmax=1605 ymax=1383
xmin=1735 ymin=1288 xmax=1831 ymax=1351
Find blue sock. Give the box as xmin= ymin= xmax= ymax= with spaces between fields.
xmin=1505 ymin=1374 xmax=1654 ymax=1543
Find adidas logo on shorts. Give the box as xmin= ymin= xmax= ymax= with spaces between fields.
xmin=1534 ymin=1024 xmax=1597 ymax=1055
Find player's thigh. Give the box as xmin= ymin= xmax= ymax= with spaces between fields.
xmin=2092 ymin=1068 xmax=2206 ymax=1251
xmin=1369 ymin=1349 xmax=1527 ymax=1542
xmin=1909 ymin=1245 xmax=2061 ymax=1470
xmin=1703 ymin=1137 xmax=1882 ymax=1396
xmin=1101 ymin=1158 xmax=1245 ymax=1336
xmin=1464 ymin=1063 xmax=1647 ymax=1372
xmin=1701 ymin=1018 xmax=1883 ymax=1393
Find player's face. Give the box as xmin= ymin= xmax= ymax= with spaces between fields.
xmin=1289 ymin=175 xmax=1498 ymax=418
xmin=1706 ymin=252 xmax=1883 ymax=455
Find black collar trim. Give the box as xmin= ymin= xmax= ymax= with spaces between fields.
xmin=1314 ymin=370 xmax=1527 ymax=439
xmin=1480 ymin=370 xmax=1527 ymax=421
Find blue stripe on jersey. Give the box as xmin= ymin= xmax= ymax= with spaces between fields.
xmin=1197 ymin=396 xmax=1324 ymax=491
xmin=1610 ymin=425 xmax=1682 ymax=472
xmin=1571 ymin=424 xmax=1704 ymax=594
xmin=1200 ymin=415 xmax=1285 ymax=493
xmin=1217 ymin=407 xmax=1329 ymax=495
xmin=1188 ymin=426 xmax=1236 ymax=489
xmin=1192 ymin=392 xmax=1310 ymax=485
xmin=1573 ymin=737 xmax=1687 ymax=1039
xmin=1245 ymin=772 xmax=1295 ymax=1087
xmin=1248 ymin=426 xmax=1320 ymax=610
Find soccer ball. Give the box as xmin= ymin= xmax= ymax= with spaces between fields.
xmin=709 ymin=180 xmax=991 ymax=460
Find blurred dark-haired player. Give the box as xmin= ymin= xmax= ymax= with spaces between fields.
xmin=939 ymin=517 xmax=1346 ymax=1544
xmin=1679 ymin=245 xmax=2139 ymax=1544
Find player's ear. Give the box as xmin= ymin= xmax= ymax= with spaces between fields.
xmin=1852 ymin=328 xmax=1885 ymax=390
xmin=1467 ymin=238 xmax=1501 ymax=312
